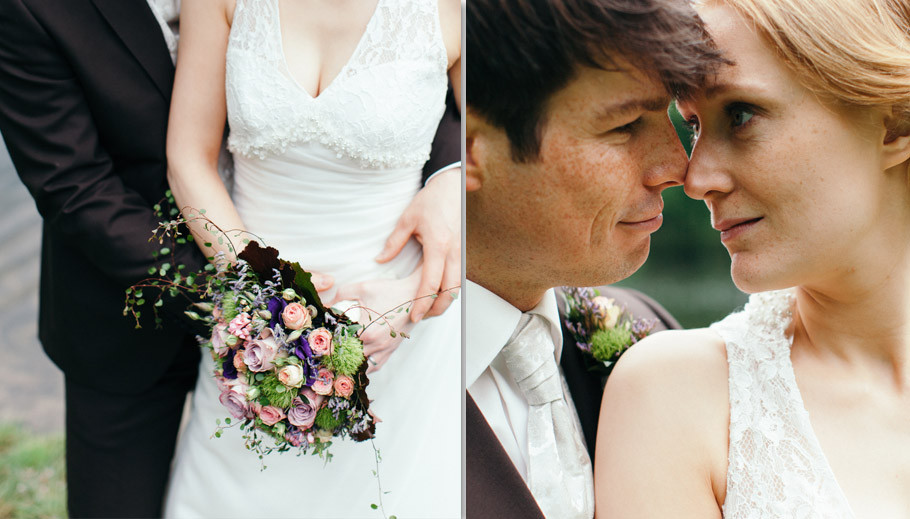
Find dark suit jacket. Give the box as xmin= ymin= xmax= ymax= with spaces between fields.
xmin=0 ymin=0 xmax=460 ymax=394
xmin=466 ymin=286 xmax=682 ymax=519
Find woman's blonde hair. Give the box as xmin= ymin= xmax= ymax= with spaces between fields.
xmin=722 ymin=0 xmax=910 ymax=138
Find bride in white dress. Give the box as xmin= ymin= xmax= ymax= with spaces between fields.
xmin=162 ymin=0 xmax=462 ymax=517
xmin=594 ymin=0 xmax=910 ymax=517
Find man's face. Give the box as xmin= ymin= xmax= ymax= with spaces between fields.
xmin=467 ymin=64 xmax=687 ymax=298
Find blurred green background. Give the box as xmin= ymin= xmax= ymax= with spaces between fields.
xmin=615 ymin=106 xmax=748 ymax=328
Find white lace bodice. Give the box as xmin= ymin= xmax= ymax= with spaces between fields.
xmin=711 ymin=290 xmax=855 ymax=518
xmin=225 ymin=0 xmax=448 ymax=168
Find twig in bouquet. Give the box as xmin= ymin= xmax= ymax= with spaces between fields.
xmin=369 ymin=440 xmax=396 ymax=519
xmin=125 ymin=198 xmax=270 ymax=328
xmin=346 ymin=285 xmax=461 ymax=339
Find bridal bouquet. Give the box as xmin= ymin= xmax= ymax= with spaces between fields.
xmin=124 ymin=200 xmax=376 ymax=462
xmin=562 ymin=286 xmax=656 ymax=376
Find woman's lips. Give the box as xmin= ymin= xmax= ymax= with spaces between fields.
xmin=619 ymin=213 xmax=663 ymax=233
xmin=715 ymin=217 xmax=763 ymax=242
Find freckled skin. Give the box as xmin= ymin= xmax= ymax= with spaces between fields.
xmin=468 ymin=64 xmax=687 ymax=310
xmin=680 ymin=5 xmax=906 ymax=296
xmin=676 ymin=5 xmax=910 ymax=516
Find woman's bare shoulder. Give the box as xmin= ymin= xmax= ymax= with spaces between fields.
xmin=594 ymin=328 xmax=729 ymax=517
xmin=438 ymin=0 xmax=461 ymax=66
xmin=604 ymin=328 xmax=730 ymax=425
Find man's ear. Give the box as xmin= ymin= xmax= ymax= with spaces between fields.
xmin=882 ymin=108 xmax=910 ymax=171
xmin=466 ymin=108 xmax=484 ymax=192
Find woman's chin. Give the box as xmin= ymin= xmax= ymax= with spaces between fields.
xmin=730 ymin=258 xmax=796 ymax=294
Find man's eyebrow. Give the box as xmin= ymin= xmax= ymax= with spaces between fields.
xmin=593 ymin=97 xmax=670 ymax=121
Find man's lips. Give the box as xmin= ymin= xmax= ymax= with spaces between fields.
xmin=619 ymin=212 xmax=664 ymax=232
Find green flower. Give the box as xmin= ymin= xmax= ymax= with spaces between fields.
xmin=590 ymin=325 xmax=633 ymax=362
xmin=260 ymin=373 xmax=295 ymax=409
xmin=320 ymin=335 xmax=364 ymax=377
xmin=314 ymin=407 xmax=342 ymax=431
xmin=220 ymin=291 xmax=240 ymax=322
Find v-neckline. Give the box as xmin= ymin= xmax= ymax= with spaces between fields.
xmin=780 ymin=331 xmax=858 ymax=518
xmin=275 ymin=0 xmax=383 ymax=100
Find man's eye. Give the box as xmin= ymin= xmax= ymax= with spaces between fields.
xmin=613 ymin=117 xmax=642 ymax=134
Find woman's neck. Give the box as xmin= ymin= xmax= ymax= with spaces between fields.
xmin=793 ymin=260 xmax=910 ymax=389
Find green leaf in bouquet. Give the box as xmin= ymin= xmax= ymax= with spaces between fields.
xmin=160 ymin=247 xmax=171 ymax=255
xmin=154 ymin=299 xmax=163 ymax=308
xmin=148 ymin=266 xmax=157 ymax=275
xmin=287 ymin=262 xmax=325 ymax=313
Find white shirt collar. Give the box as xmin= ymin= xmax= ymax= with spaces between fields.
xmin=466 ymin=280 xmax=563 ymax=387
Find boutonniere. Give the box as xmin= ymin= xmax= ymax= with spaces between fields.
xmin=562 ymin=286 xmax=656 ymax=375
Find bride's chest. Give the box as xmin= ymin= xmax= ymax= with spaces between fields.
xmin=796 ymin=373 xmax=910 ymax=518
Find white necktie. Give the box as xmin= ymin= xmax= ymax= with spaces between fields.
xmin=501 ymin=313 xmax=595 ymax=519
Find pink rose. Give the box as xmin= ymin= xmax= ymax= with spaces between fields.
xmin=258 ymin=405 xmax=286 ymax=426
xmin=333 ymin=375 xmax=354 ymax=398
xmin=219 ymin=380 xmax=250 ymax=420
xmin=311 ymin=368 xmax=335 ymax=396
xmin=308 ymin=328 xmax=334 ymax=356
xmin=211 ymin=324 xmax=231 ymax=356
xmin=233 ymin=348 xmax=248 ymax=372
xmin=278 ymin=364 xmax=304 ymax=388
xmin=228 ymin=313 xmax=252 ymax=341
xmin=243 ymin=328 xmax=280 ymax=372
xmin=299 ymin=387 xmax=324 ymax=409
xmin=282 ymin=302 xmax=312 ymax=331
xmin=250 ymin=400 xmax=262 ymax=415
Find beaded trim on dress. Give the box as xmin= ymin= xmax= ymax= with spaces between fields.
xmin=711 ymin=289 xmax=855 ymax=518
xmin=225 ymin=0 xmax=449 ymax=168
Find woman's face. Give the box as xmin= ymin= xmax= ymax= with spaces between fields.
xmin=678 ymin=3 xmax=908 ymax=294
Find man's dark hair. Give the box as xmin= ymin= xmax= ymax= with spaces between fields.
xmin=467 ymin=0 xmax=726 ymax=162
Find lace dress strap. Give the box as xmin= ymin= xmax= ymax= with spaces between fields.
xmin=711 ymin=290 xmax=855 ymax=518
xmin=225 ymin=0 xmax=448 ymax=168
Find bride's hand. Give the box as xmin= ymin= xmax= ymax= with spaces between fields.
xmin=329 ymin=270 xmax=422 ymax=373
xmin=375 ymin=167 xmax=460 ymax=323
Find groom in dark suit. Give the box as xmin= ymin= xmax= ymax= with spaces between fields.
xmin=466 ymin=1 xmax=724 ymax=517
xmin=0 ymin=1 xmax=459 ymax=516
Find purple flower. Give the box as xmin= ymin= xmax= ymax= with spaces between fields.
xmin=287 ymin=388 xmax=323 ymax=429
xmin=285 ymin=426 xmax=307 ymax=447
xmin=267 ymin=297 xmax=288 ymax=329
xmin=243 ymin=329 xmax=280 ymax=372
xmin=219 ymin=386 xmax=249 ymax=420
xmin=222 ymin=349 xmax=238 ymax=380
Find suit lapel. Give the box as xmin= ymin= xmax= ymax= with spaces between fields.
xmin=467 ymin=395 xmax=545 ymax=519
xmin=90 ymin=0 xmax=174 ymax=100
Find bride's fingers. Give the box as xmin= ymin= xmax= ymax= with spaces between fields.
xmin=375 ymin=212 xmax=415 ymax=264
xmin=411 ymin=247 xmax=445 ymax=322
xmin=366 ymin=350 xmax=393 ymax=373
xmin=327 ymin=282 xmax=362 ymax=308
xmin=425 ymin=247 xmax=460 ymax=318
xmin=309 ymin=272 xmax=334 ymax=292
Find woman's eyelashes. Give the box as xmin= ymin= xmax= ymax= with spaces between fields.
xmin=725 ymin=102 xmax=758 ymax=130
xmin=683 ymin=102 xmax=761 ymax=142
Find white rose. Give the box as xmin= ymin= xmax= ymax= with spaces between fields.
xmin=591 ymin=296 xmax=622 ymax=329
xmin=278 ymin=364 xmax=304 ymax=388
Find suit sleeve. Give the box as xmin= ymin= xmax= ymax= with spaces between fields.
xmin=421 ymin=82 xmax=460 ymax=185
xmin=0 ymin=0 xmax=205 ymax=288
